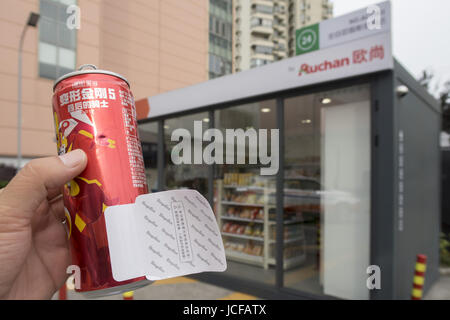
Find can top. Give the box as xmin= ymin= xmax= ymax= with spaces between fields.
xmin=53 ymin=64 xmax=130 ymax=91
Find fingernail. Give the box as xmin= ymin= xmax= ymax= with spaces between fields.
xmin=59 ymin=149 xmax=86 ymax=168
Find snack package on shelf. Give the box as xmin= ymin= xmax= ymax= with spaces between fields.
xmin=270 ymin=224 xmax=303 ymax=240
xmin=229 ymin=224 xmax=239 ymax=233
xmin=224 ymin=207 xmax=264 ymax=220
xmin=224 ymin=240 xmax=263 ymax=257
xmin=269 ymin=244 xmax=305 ymax=259
xmin=223 ymin=172 xmax=255 ymax=186
xmin=222 ymin=222 xmax=232 ymax=233
xmin=222 ymin=222 xmax=263 ymax=238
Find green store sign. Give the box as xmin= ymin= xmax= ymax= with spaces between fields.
xmin=295 ymin=23 xmax=320 ymax=56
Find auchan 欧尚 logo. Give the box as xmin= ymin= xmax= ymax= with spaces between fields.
xmin=298 ymin=45 xmax=385 ymax=77
xmin=298 ymin=57 xmax=350 ymax=76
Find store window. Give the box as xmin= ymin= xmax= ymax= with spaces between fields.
xmin=164 ymin=113 xmax=210 ymax=196
xmin=283 ymin=84 xmax=371 ymax=299
xmin=138 ymin=122 xmax=158 ymax=192
xmin=214 ymin=100 xmax=277 ymax=285
xmin=39 ymin=0 xmax=77 ymax=79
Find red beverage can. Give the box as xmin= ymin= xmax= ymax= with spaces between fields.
xmin=52 ymin=64 xmax=150 ymax=297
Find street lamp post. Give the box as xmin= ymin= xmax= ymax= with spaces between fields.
xmin=17 ymin=12 xmax=40 ymax=170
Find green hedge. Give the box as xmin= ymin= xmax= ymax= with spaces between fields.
xmin=441 ymin=233 xmax=450 ymax=267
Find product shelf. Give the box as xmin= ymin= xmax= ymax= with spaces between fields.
xmin=221 ymin=216 xmax=264 ymax=223
xmin=222 ymin=232 xmax=264 ymax=241
xmin=225 ymin=250 xmax=264 ymax=266
xmin=221 ymin=201 xmax=266 ymax=207
xmin=217 ymin=178 xmax=308 ymax=269
xmin=268 ymin=219 xmax=303 ymax=225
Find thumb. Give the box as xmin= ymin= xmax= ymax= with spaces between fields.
xmin=0 ymin=149 xmax=87 ymax=220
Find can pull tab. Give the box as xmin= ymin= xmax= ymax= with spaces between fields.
xmin=78 ymin=64 xmax=97 ymax=71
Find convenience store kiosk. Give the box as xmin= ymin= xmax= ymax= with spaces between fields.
xmin=136 ymin=2 xmax=441 ymax=299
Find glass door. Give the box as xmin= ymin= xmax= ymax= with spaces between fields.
xmin=283 ymin=84 xmax=371 ymax=299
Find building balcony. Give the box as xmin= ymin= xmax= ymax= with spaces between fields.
xmin=251 ymin=37 xmax=274 ymax=48
xmin=250 ymin=58 xmax=271 ymax=68
xmin=322 ymin=0 xmax=332 ymax=8
xmin=274 ymin=5 xmax=286 ymax=15
xmin=251 ymin=0 xmax=274 ymax=8
xmin=273 ymin=31 xmax=286 ymax=40
xmin=273 ymin=42 xmax=286 ymax=59
xmin=251 ymin=52 xmax=274 ymax=62
xmin=275 ymin=10 xmax=286 ymax=16
xmin=273 ymin=23 xmax=286 ymax=32
xmin=251 ymin=2 xmax=274 ymax=16
xmin=251 ymin=11 xmax=274 ymax=20
xmin=273 ymin=36 xmax=287 ymax=45
xmin=274 ymin=52 xmax=287 ymax=60
xmin=273 ymin=43 xmax=287 ymax=55
xmin=250 ymin=24 xmax=274 ymax=36
xmin=273 ymin=42 xmax=286 ymax=51
xmin=274 ymin=17 xmax=286 ymax=26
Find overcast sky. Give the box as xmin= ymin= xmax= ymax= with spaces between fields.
xmin=330 ymin=0 xmax=450 ymax=92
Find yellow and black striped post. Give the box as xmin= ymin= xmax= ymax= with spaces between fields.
xmin=411 ymin=254 xmax=427 ymax=300
xmin=123 ymin=291 xmax=134 ymax=300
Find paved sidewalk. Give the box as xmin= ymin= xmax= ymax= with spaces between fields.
xmin=55 ymin=275 xmax=450 ymax=300
xmin=425 ymin=276 xmax=450 ymax=300
xmin=54 ymin=277 xmax=259 ymax=300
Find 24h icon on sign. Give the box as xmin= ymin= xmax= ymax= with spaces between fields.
xmin=296 ymin=23 xmax=319 ymax=56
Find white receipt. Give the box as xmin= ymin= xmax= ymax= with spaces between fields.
xmin=104 ymin=189 xmax=227 ymax=282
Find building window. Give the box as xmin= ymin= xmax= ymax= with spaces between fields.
xmin=250 ymin=17 xmax=273 ymax=28
xmin=39 ymin=0 xmax=77 ymax=80
xmin=252 ymin=4 xmax=273 ymax=15
xmin=253 ymin=45 xmax=273 ymax=55
xmin=209 ymin=0 xmax=233 ymax=79
xmin=209 ymin=53 xmax=232 ymax=77
xmin=250 ymin=58 xmax=270 ymax=68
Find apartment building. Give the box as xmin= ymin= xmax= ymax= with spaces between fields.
xmin=0 ymin=0 xmax=208 ymax=167
xmin=287 ymin=0 xmax=333 ymax=56
xmin=233 ymin=0 xmax=333 ymax=72
xmin=209 ymin=0 xmax=233 ymax=79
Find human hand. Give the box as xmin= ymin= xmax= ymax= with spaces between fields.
xmin=0 ymin=150 xmax=87 ymax=299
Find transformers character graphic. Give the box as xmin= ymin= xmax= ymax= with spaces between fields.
xmin=54 ymin=110 xmax=124 ymax=289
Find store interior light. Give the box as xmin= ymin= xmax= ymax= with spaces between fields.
xmin=301 ymin=119 xmax=312 ymax=124
xmin=261 ymin=108 xmax=271 ymax=113
xmin=203 ymin=118 xmax=210 ymax=122
xmin=164 ymin=125 xmax=169 ymax=129
xmin=321 ymin=97 xmax=332 ymax=104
